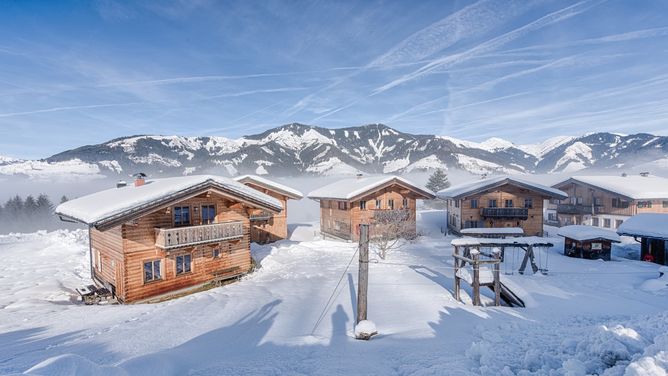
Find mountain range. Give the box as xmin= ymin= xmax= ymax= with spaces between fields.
xmin=2 ymin=123 xmax=667 ymax=179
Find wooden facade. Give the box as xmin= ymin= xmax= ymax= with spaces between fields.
xmin=446 ymin=183 xmax=552 ymax=236
xmin=312 ymin=178 xmax=434 ymax=242
xmin=234 ymin=178 xmax=302 ymax=244
xmin=88 ymin=190 xmax=277 ymax=303
xmin=553 ymin=179 xmax=668 ymax=229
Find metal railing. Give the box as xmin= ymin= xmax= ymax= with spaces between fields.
xmin=155 ymin=221 xmax=244 ymax=249
xmin=480 ymin=208 xmax=529 ymax=219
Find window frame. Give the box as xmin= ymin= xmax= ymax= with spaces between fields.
xmin=173 ymin=205 xmax=191 ymax=227
xmin=488 ymin=199 xmax=497 ymax=208
xmin=504 ymin=199 xmax=513 ymax=208
xmin=175 ymin=253 xmax=192 ymax=276
xmin=470 ymin=199 xmax=478 ymax=209
xmin=402 ymin=198 xmax=409 ymax=209
xmin=603 ymin=218 xmax=611 ymax=228
xmin=143 ymin=259 xmax=162 ymax=283
xmin=388 ymin=199 xmax=394 ymax=210
xmin=359 ymin=200 xmax=367 ymax=210
xmin=200 ymin=204 xmax=216 ymax=225
xmin=524 ymin=198 xmax=533 ymax=209
xmin=375 ymin=199 xmax=382 ymax=209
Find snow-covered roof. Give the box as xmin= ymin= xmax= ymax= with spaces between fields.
xmin=55 ymin=175 xmax=283 ymax=228
xmin=437 ymin=176 xmax=567 ymax=200
xmin=553 ymin=175 xmax=668 ymax=200
xmin=617 ymin=214 xmax=668 ymax=240
xmin=234 ymin=175 xmax=303 ymax=199
xmin=308 ymin=175 xmax=434 ymax=201
xmin=557 ymin=225 xmax=621 ymax=242
xmin=451 ymin=236 xmax=554 ymax=247
xmin=460 ymin=227 xmax=524 ymax=235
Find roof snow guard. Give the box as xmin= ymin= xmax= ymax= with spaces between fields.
xmin=617 ymin=213 xmax=668 ymax=240
xmin=234 ymin=175 xmax=303 ymax=200
xmin=55 ymin=175 xmax=283 ymax=230
xmin=437 ymin=176 xmax=567 ymax=200
xmin=308 ymin=175 xmax=434 ymax=201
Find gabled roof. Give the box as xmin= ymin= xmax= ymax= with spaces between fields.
xmin=55 ymin=175 xmax=283 ymax=230
xmin=308 ymin=175 xmax=434 ymax=201
xmin=617 ymin=213 xmax=668 ymax=240
xmin=553 ymin=175 xmax=668 ymax=200
xmin=437 ymin=176 xmax=567 ymax=200
xmin=234 ymin=175 xmax=303 ymax=200
xmin=557 ymin=225 xmax=621 ymax=242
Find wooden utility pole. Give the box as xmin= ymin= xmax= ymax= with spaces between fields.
xmin=356 ymin=224 xmax=369 ymax=324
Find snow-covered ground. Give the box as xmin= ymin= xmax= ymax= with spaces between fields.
xmin=1 ymin=211 xmax=667 ymax=375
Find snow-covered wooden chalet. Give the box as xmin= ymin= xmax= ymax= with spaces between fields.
xmin=308 ymin=175 xmax=434 ymax=241
xmin=618 ymin=213 xmax=668 ymax=265
xmin=55 ymin=175 xmax=283 ymax=303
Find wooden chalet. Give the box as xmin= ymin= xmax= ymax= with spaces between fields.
xmin=437 ymin=176 xmax=568 ymax=236
xmin=55 ymin=175 xmax=283 ymax=303
xmin=307 ymin=175 xmax=435 ymax=241
xmin=557 ymin=225 xmax=621 ymax=261
xmin=618 ymin=213 xmax=668 ymax=265
xmin=234 ymin=175 xmax=303 ymax=244
xmin=552 ymin=174 xmax=668 ymax=229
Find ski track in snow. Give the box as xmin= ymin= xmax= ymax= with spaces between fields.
xmin=0 ymin=212 xmax=667 ymax=375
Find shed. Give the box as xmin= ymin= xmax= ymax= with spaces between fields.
xmin=617 ymin=213 xmax=668 ymax=265
xmin=557 ymin=225 xmax=621 ymax=261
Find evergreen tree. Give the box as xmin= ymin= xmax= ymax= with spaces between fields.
xmin=60 ymin=195 xmax=69 ymax=204
xmin=36 ymin=194 xmax=54 ymax=214
xmin=426 ymin=168 xmax=450 ymax=193
xmin=24 ymin=195 xmax=38 ymax=216
xmin=4 ymin=195 xmax=24 ymax=216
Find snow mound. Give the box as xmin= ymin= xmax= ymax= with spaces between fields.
xmin=354 ymin=320 xmax=377 ymax=339
xmin=25 ymin=354 xmax=125 ymax=376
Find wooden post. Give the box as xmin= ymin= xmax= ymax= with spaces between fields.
xmin=356 ymin=224 xmax=369 ymax=325
xmin=454 ymin=245 xmax=460 ymax=301
xmin=472 ymin=249 xmax=480 ymax=306
xmin=492 ymin=249 xmax=501 ymax=306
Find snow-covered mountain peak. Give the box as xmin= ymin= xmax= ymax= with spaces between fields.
xmin=478 ymin=137 xmax=516 ymax=151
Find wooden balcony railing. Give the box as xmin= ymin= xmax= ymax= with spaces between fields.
xmin=480 ymin=208 xmax=529 ymax=219
xmin=556 ymin=204 xmax=600 ymax=215
xmin=249 ymin=210 xmax=273 ymax=221
xmin=155 ymin=221 xmax=244 ymax=250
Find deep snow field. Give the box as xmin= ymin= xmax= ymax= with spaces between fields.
xmin=1 ymin=211 xmax=667 ymax=376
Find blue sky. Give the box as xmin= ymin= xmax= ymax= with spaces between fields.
xmin=1 ymin=0 xmax=668 ymax=158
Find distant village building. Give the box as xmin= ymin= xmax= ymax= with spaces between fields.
xmin=618 ymin=213 xmax=668 ymax=265
xmin=307 ymin=175 xmax=434 ymax=241
xmin=55 ymin=175 xmax=283 ymax=303
xmin=437 ymin=177 xmax=568 ymax=236
xmin=233 ymin=175 xmax=303 ymax=244
xmin=552 ymin=175 xmax=668 ymax=229
xmin=557 ymin=225 xmax=621 ymax=261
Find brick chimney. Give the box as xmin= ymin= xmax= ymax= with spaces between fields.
xmin=133 ymin=173 xmax=147 ymax=187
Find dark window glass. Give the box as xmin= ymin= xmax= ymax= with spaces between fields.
xmin=524 ymin=198 xmax=533 ymax=208
xmin=201 ymin=205 xmax=215 ymax=224
xmin=592 ymin=218 xmax=599 ymax=226
xmin=604 ymin=219 xmax=611 ymax=228
xmin=388 ymin=199 xmax=394 ymax=210
xmin=505 ymin=200 xmax=513 ymax=208
xmin=470 ymin=199 xmax=478 ymax=209
xmin=402 ymin=198 xmax=408 ymax=208
xmin=144 ymin=260 xmax=161 ymax=282
xmin=176 ymin=254 xmax=192 ymax=275
xmin=360 ymin=201 xmax=367 ymax=210
xmin=663 ymin=201 xmax=668 ymax=208
xmin=174 ymin=206 xmax=190 ymax=226
xmin=488 ymin=199 xmax=497 ymax=208
xmin=375 ymin=199 xmax=381 ymax=209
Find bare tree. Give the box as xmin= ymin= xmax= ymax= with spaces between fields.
xmin=369 ymin=209 xmax=416 ymax=260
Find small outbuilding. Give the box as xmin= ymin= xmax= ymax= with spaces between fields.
xmin=617 ymin=213 xmax=668 ymax=265
xmin=557 ymin=225 xmax=621 ymax=261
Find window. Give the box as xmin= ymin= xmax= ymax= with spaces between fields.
xmin=637 ymin=201 xmax=653 ymax=209
xmin=455 ymin=200 xmax=459 ymax=208
xmin=488 ymin=199 xmax=497 ymax=208
xmin=176 ymin=254 xmax=192 ymax=275
xmin=470 ymin=199 xmax=478 ymax=209
xmin=603 ymin=218 xmax=611 ymax=228
xmin=213 ymin=248 xmax=220 ymax=258
xmin=612 ymin=198 xmax=630 ymax=208
xmin=388 ymin=199 xmax=394 ymax=210
xmin=173 ymin=206 xmax=190 ymax=226
xmin=338 ymin=201 xmax=348 ymax=210
xmin=95 ymin=249 xmax=102 ymax=272
xmin=615 ymin=219 xmax=623 ymax=228
xmin=143 ymin=260 xmax=161 ymax=282
xmin=592 ymin=217 xmax=599 ymax=227
xmin=524 ymin=198 xmax=533 ymax=208
xmin=359 ymin=200 xmax=367 ymax=210
xmin=663 ymin=201 xmax=668 ymax=208
xmin=576 ymin=197 xmax=583 ymax=204
xmin=464 ymin=220 xmax=480 ymax=228
xmin=504 ymin=199 xmax=513 ymax=208
xmin=201 ymin=204 xmax=215 ymax=224
xmin=375 ymin=199 xmax=382 ymax=209
xmin=402 ymin=198 xmax=409 ymax=209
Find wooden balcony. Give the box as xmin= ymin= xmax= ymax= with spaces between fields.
xmin=480 ymin=208 xmax=529 ymax=219
xmin=155 ymin=221 xmax=244 ymax=250
xmin=249 ymin=210 xmax=273 ymax=221
xmin=556 ymin=204 xmax=600 ymax=215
